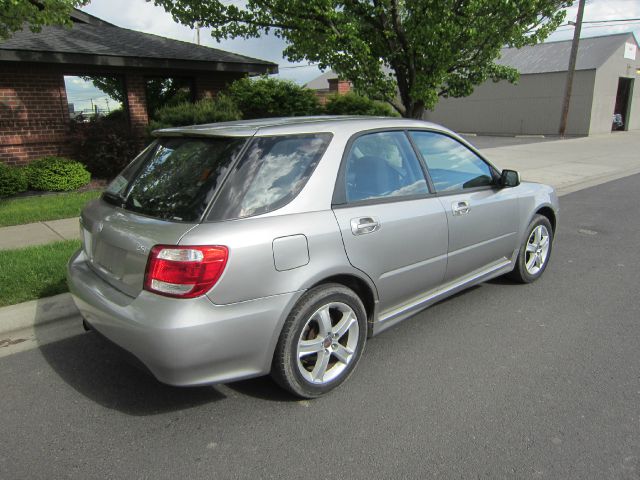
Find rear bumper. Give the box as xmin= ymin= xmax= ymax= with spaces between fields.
xmin=67 ymin=249 xmax=302 ymax=386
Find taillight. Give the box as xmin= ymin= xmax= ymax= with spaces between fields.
xmin=144 ymin=245 xmax=228 ymax=298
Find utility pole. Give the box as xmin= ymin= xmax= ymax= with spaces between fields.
xmin=558 ymin=0 xmax=586 ymax=138
xmin=195 ymin=21 xmax=200 ymax=45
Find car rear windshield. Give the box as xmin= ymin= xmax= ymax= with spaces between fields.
xmin=103 ymin=133 xmax=332 ymax=223
xmin=103 ymin=137 xmax=246 ymax=222
xmin=207 ymin=133 xmax=332 ymax=221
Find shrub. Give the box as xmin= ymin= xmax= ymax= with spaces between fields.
xmin=226 ymin=76 xmax=321 ymax=119
xmin=70 ymin=114 xmax=139 ymax=179
xmin=26 ymin=157 xmax=91 ymax=192
xmin=0 ymin=164 xmax=28 ymax=198
xmin=148 ymin=94 xmax=241 ymax=131
xmin=323 ymin=93 xmax=399 ymax=117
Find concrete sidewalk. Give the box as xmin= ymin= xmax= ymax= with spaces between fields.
xmin=0 ymin=217 xmax=79 ymax=251
xmin=0 ymin=130 xmax=638 ymax=252
xmin=478 ymin=130 xmax=640 ymax=196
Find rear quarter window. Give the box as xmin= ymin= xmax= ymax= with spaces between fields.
xmin=207 ymin=133 xmax=332 ymax=221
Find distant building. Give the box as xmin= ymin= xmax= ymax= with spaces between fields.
xmin=0 ymin=9 xmax=276 ymax=165
xmin=305 ymin=72 xmax=352 ymax=104
xmin=424 ymin=33 xmax=640 ymax=136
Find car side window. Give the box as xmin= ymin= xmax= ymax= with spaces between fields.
xmin=409 ymin=131 xmax=495 ymax=192
xmin=345 ymin=131 xmax=429 ymax=202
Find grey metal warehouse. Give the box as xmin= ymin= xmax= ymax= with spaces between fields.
xmin=424 ymin=33 xmax=640 ymax=136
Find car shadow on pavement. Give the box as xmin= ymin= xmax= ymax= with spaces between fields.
xmin=226 ymin=376 xmax=298 ymax=402
xmin=36 ymin=329 xmax=227 ymax=415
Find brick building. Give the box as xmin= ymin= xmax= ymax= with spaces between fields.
xmin=305 ymin=71 xmax=352 ymax=104
xmin=0 ymin=9 xmax=276 ymax=165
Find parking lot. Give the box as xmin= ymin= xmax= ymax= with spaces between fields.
xmin=1 ymin=171 xmax=639 ymax=479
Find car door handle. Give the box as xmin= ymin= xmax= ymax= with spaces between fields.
xmin=350 ymin=217 xmax=380 ymax=235
xmin=452 ymin=200 xmax=471 ymax=216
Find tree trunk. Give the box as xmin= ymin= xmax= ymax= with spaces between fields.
xmin=400 ymin=100 xmax=425 ymax=119
xmin=409 ymin=101 xmax=425 ymax=119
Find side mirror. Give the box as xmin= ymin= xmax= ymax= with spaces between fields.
xmin=500 ymin=169 xmax=520 ymax=188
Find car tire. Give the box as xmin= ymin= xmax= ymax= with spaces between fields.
xmin=271 ymin=283 xmax=367 ymax=398
xmin=509 ymin=214 xmax=554 ymax=284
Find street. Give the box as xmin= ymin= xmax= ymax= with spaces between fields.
xmin=1 ymin=173 xmax=640 ymax=479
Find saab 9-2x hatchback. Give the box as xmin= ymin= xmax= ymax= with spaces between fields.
xmin=68 ymin=117 xmax=558 ymax=398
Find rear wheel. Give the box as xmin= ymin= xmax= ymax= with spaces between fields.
xmin=271 ymin=283 xmax=367 ymax=398
xmin=509 ymin=214 xmax=554 ymax=283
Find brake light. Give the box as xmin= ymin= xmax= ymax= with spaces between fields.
xmin=144 ymin=245 xmax=228 ymax=298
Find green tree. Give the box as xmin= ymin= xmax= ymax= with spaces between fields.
xmin=153 ymin=0 xmax=570 ymax=118
xmin=0 ymin=0 xmax=88 ymax=40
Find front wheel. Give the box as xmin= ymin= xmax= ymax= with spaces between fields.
xmin=509 ymin=214 xmax=554 ymax=283
xmin=271 ymin=283 xmax=367 ymax=398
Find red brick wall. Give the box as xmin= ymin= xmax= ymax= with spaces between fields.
xmin=0 ymin=64 xmax=71 ymax=165
xmin=124 ymin=74 xmax=149 ymax=140
xmin=195 ymin=72 xmax=244 ymax=99
xmin=328 ymin=78 xmax=352 ymax=95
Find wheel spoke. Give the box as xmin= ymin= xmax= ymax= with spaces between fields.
xmin=298 ymin=338 xmax=324 ymax=358
xmin=535 ymin=253 xmax=543 ymax=268
xmin=311 ymin=349 xmax=330 ymax=382
xmin=539 ymin=236 xmax=549 ymax=248
xmin=316 ymin=307 xmax=332 ymax=336
xmin=534 ymin=226 xmax=542 ymax=244
xmin=333 ymin=311 xmax=355 ymax=339
xmin=526 ymin=253 xmax=537 ymax=271
xmin=332 ymin=344 xmax=353 ymax=364
xmin=526 ymin=242 xmax=537 ymax=253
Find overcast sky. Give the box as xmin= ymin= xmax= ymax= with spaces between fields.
xmin=68 ymin=0 xmax=640 ymax=111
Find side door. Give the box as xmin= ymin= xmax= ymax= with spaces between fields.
xmin=332 ymin=130 xmax=448 ymax=314
xmin=409 ymin=131 xmax=520 ymax=282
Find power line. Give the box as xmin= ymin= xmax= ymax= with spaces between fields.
xmin=582 ymin=18 xmax=640 ymax=24
xmin=67 ymin=94 xmax=113 ymax=103
xmin=279 ymin=63 xmax=320 ymax=70
xmin=555 ymin=21 xmax=640 ymax=31
xmin=556 ymin=17 xmax=640 ymax=28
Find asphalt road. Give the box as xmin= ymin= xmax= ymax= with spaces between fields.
xmin=2 ymin=174 xmax=640 ymax=479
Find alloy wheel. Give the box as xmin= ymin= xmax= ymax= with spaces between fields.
xmin=525 ymin=225 xmax=550 ymax=275
xmin=296 ymin=302 xmax=360 ymax=385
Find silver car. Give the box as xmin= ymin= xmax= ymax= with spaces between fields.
xmin=67 ymin=117 xmax=558 ymax=398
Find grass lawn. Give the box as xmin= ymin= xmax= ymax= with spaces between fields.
xmin=0 ymin=240 xmax=81 ymax=307
xmin=0 ymin=190 xmax=101 ymax=227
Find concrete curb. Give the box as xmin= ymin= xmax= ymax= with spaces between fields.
xmin=554 ymin=166 xmax=640 ymax=197
xmin=0 ymin=293 xmax=79 ymax=337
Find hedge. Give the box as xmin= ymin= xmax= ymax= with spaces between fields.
xmin=0 ymin=164 xmax=28 ymax=198
xmin=148 ymin=95 xmax=241 ymax=131
xmin=25 ymin=157 xmax=91 ymax=192
xmin=226 ymin=77 xmax=321 ymax=119
xmin=70 ymin=113 xmax=139 ymax=180
xmin=324 ymin=92 xmax=399 ymax=117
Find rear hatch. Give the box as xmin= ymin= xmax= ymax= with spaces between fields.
xmin=81 ymin=136 xmax=247 ymax=297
